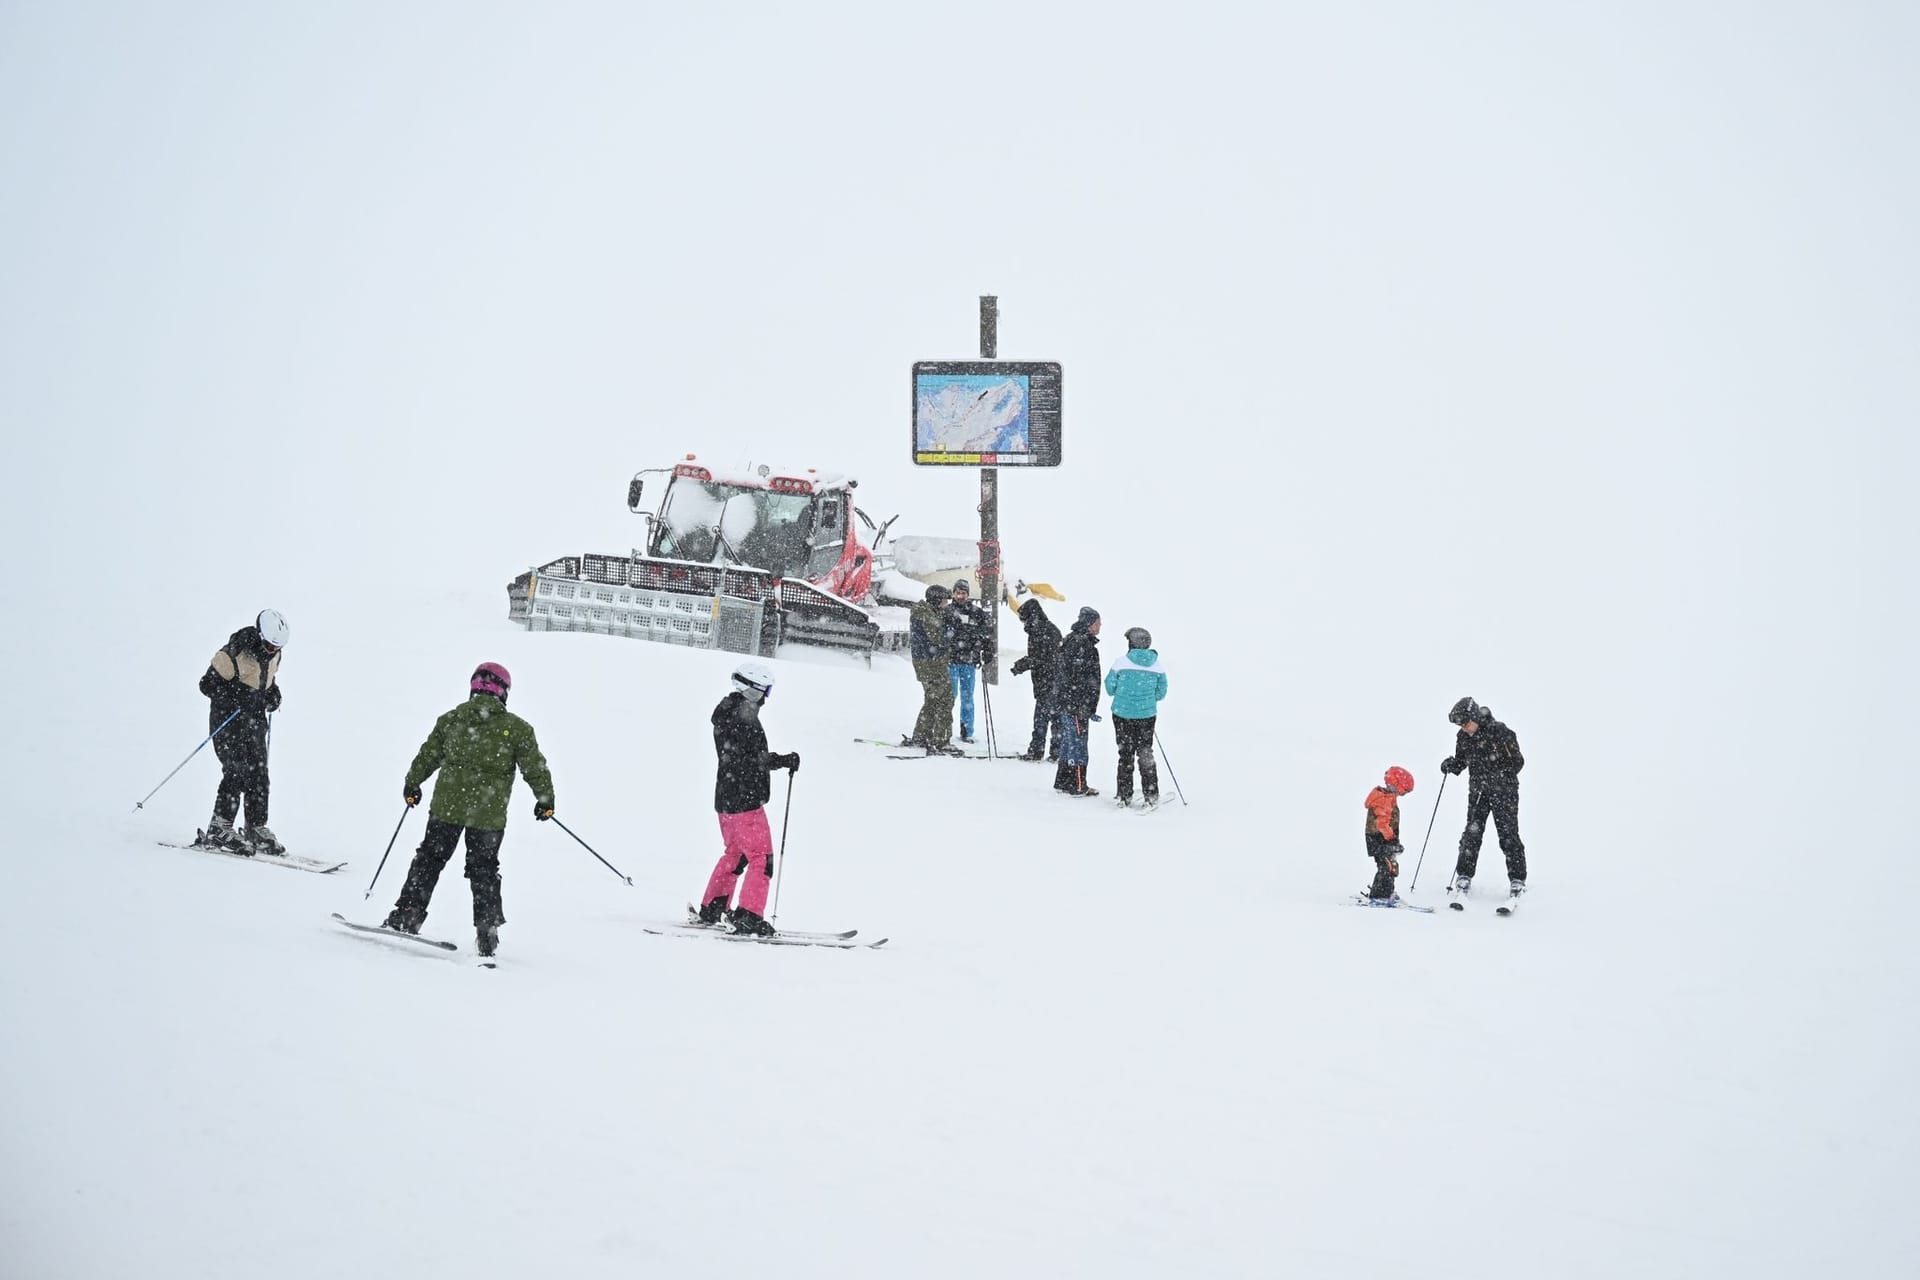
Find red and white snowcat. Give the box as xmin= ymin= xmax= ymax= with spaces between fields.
xmin=508 ymin=455 xmax=974 ymax=660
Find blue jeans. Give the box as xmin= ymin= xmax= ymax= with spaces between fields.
xmin=949 ymin=663 xmax=977 ymax=737
xmin=1058 ymin=712 xmax=1088 ymax=767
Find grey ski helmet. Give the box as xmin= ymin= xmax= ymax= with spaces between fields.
xmin=1124 ymin=627 xmax=1152 ymax=650
xmin=1448 ymin=697 xmax=1484 ymax=725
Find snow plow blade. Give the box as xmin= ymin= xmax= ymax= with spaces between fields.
xmin=508 ymin=554 xmax=882 ymax=661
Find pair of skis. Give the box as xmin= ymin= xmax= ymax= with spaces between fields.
xmin=327 ymin=912 xmax=497 ymax=966
xmin=852 ymin=736 xmax=1015 ymax=762
xmin=1349 ymin=893 xmax=1524 ymax=916
xmin=642 ymin=906 xmax=887 ymax=950
xmin=158 ymin=835 xmax=346 ymax=875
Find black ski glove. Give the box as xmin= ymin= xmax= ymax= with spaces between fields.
xmin=1441 ymin=756 xmax=1463 ymax=775
xmin=1386 ymin=840 xmax=1404 ymax=856
xmin=265 ymin=684 xmax=282 ymax=712
xmin=779 ymin=752 xmax=800 ymax=773
xmin=534 ymin=802 xmax=555 ymax=821
xmin=1011 ymin=656 xmax=1031 ymax=675
xmin=404 ymin=783 xmax=423 ymax=807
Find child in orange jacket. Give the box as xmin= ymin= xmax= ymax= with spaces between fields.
xmin=1365 ymin=767 xmax=1416 ymax=901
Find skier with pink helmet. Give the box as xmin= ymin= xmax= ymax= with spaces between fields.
xmin=383 ymin=662 xmax=555 ymax=957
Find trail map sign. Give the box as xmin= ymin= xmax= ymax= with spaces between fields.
xmin=911 ymin=360 xmax=1062 ymax=467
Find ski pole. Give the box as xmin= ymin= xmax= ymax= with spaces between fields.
xmin=769 ymin=772 xmax=795 ymax=924
xmin=363 ymin=803 xmax=413 ymax=899
xmin=551 ymin=816 xmax=633 ymax=885
xmin=1408 ymin=773 xmax=1449 ymax=891
xmin=1155 ymin=734 xmax=1188 ymax=806
xmin=980 ymin=671 xmax=998 ymax=756
xmin=133 ymin=708 xmax=241 ymax=812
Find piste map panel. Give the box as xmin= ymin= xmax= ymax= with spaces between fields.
xmin=912 ymin=361 xmax=1062 ymax=467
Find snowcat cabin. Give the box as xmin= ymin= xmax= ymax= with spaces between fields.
xmin=643 ymin=462 xmax=874 ymax=603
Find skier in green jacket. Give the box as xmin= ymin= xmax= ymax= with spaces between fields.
xmin=383 ymin=663 xmax=555 ymax=957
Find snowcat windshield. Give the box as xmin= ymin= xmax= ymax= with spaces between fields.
xmin=654 ymin=480 xmax=814 ymax=574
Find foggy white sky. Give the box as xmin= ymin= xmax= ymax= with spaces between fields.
xmin=2 ymin=2 xmax=1914 ymax=872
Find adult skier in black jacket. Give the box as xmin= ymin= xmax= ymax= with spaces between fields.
xmin=1439 ymin=697 xmax=1526 ymax=906
xmin=696 ymin=662 xmax=799 ymax=935
xmin=197 ymin=609 xmax=290 ymax=855
xmin=1010 ymin=598 xmax=1063 ymax=761
xmin=1052 ymin=608 xmax=1103 ymax=796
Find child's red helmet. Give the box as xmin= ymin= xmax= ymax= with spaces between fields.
xmin=1384 ymin=766 xmax=1414 ymax=795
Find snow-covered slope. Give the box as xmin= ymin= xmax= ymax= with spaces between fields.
xmin=0 ymin=586 xmax=1905 ymax=1278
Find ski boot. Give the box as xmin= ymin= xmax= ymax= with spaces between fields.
xmin=959 ymin=733 xmax=975 ymax=745
xmin=1141 ymin=796 xmax=1160 ymax=813
xmin=1446 ymin=874 xmax=1471 ymax=911
xmin=245 ymin=825 xmax=286 ymax=857
xmin=382 ymin=907 xmax=424 ymax=936
xmin=476 ymin=923 xmax=499 ymax=957
xmin=1113 ymin=795 xmax=1132 ymax=810
xmin=1018 ymin=749 xmax=1045 ymax=762
xmin=695 ymin=896 xmax=731 ymax=926
xmin=728 ymin=908 xmax=776 ymax=937
xmin=202 ymin=817 xmax=250 ymax=854
xmin=1497 ymin=881 xmax=1527 ymax=916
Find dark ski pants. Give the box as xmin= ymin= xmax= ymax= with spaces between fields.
xmin=1113 ymin=715 xmax=1159 ymax=803
xmin=212 ymin=721 xmax=270 ymax=826
xmin=392 ymin=817 xmax=507 ymax=930
xmin=912 ymin=658 xmax=954 ymax=745
xmin=1028 ymin=703 xmax=1062 ymax=758
xmin=1454 ymin=778 xmax=1526 ymax=884
xmin=1366 ymin=831 xmax=1399 ymax=899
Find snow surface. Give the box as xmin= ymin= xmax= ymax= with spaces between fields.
xmin=3 ymin=3 xmax=1916 ymax=1277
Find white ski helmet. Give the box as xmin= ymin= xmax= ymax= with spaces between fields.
xmin=256 ymin=608 xmax=290 ymax=648
xmin=731 ymin=660 xmax=775 ymax=700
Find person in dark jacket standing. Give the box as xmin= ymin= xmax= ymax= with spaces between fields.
xmin=905 ymin=585 xmax=961 ymax=755
xmin=1053 ymin=607 xmax=1103 ymax=796
xmin=384 ymin=663 xmax=555 ymax=957
xmin=942 ymin=578 xmax=992 ymax=744
xmin=1010 ymin=598 xmax=1063 ymax=762
xmin=1439 ymin=696 xmax=1527 ymax=908
xmin=696 ymin=662 xmax=800 ymax=935
xmin=197 ymin=608 xmax=290 ymax=855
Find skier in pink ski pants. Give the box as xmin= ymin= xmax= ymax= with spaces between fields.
xmin=696 ymin=661 xmax=799 ymax=936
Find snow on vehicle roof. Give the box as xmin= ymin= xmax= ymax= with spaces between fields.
xmin=676 ymin=455 xmax=856 ymax=493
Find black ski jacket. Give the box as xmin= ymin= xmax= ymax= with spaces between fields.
xmin=1011 ymin=601 xmax=1062 ymax=711
xmin=199 ymin=625 xmax=281 ymax=733
xmin=712 ymin=691 xmax=779 ymax=813
xmin=1449 ymin=715 xmax=1524 ymax=780
xmin=1055 ymin=622 xmax=1102 ymax=718
xmin=943 ymin=600 xmax=993 ymax=666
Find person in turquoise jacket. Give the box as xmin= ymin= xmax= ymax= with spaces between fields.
xmin=1104 ymin=627 xmax=1168 ymax=809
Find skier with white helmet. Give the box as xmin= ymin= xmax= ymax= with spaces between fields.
xmin=196 ymin=608 xmax=290 ymax=855
xmin=695 ymin=661 xmax=800 ymax=935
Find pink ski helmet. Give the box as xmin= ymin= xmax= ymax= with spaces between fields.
xmin=1384 ymin=766 xmax=1414 ymax=795
xmin=471 ymin=662 xmax=512 ymax=700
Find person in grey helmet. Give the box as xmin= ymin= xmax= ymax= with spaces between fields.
xmin=1103 ymin=626 xmax=1168 ymax=809
xmin=1439 ymin=696 xmax=1527 ymax=910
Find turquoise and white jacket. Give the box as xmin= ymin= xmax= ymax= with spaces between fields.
xmin=1104 ymin=648 xmax=1167 ymax=720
